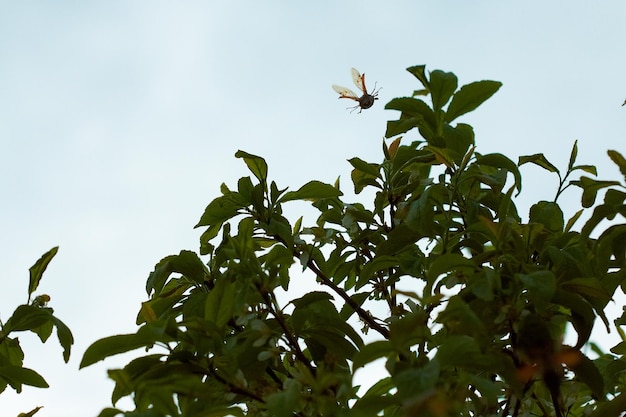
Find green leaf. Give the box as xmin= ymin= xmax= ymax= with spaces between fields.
xmin=568 ymin=140 xmax=579 ymax=171
xmin=80 ymin=329 xmax=162 ymax=369
xmin=429 ymin=70 xmax=457 ymax=112
xmin=552 ymin=289 xmax=595 ymax=349
xmin=477 ymin=153 xmax=522 ymax=195
xmin=565 ymin=208 xmax=584 ymax=232
xmin=0 ymin=365 xmax=48 ymax=392
xmin=437 ymin=297 xmax=486 ymax=339
xmin=389 ymin=311 xmax=428 ymax=351
xmin=589 ymin=392 xmax=626 ymax=417
xmin=304 ymin=327 xmax=357 ymax=360
xmin=569 ymin=351 xmax=604 ymax=399
xmin=339 ymin=292 xmax=369 ymax=321
xmin=611 ymin=341 xmax=626 ymax=355
xmin=347 ymin=157 xmax=381 ymax=178
xmin=291 ymin=291 xmax=334 ymax=309
xmin=17 ymin=406 xmax=44 ymax=417
xmin=385 ymin=118 xmax=418 ymax=138
xmin=518 ymin=153 xmax=560 ymax=174
xmin=445 ymin=80 xmax=502 ymax=123
xmin=52 ymin=316 xmax=74 ymax=363
xmin=406 ymin=65 xmax=429 ymax=89
xmin=529 ymin=201 xmax=564 ymax=233
xmin=393 ymin=360 xmax=440 ymax=399
xmin=28 ymin=247 xmax=59 ymax=298
xmin=3 ymin=305 xmax=52 ymax=333
xmin=31 ymin=317 xmax=53 ymax=343
xmin=573 ymin=176 xmax=621 ymax=208
xmin=269 ymin=180 xmax=288 ymax=204
xmin=426 ymin=254 xmax=476 ymax=285
xmin=351 ymin=166 xmax=382 ymax=194
xmin=359 ymin=256 xmax=399 ymax=288
xmin=265 ymin=378 xmax=302 ymax=417
xmin=608 ymin=149 xmax=626 ymax=178
xmin=561 ymin=278 xmax=611 ymax=303
xmin=352 ymin=340 xmax=393 ymax=369
xmin=435 ymin=335 xmax=483 ymax=369
xmin=236 ymin=176 xmax=255 ymax=202
xmin=375 ymin=224 xmax=422 ymax=256
xmin=235 ymin=150 xmax=268 ymax=183
xmin=278 ymin=180 xmax=342 ymax=203
xmin=96 ymin=408 xmax=124 ymax=417
xmin=385 ymin=97 xmax=431 ymax=114
xmin=195 ymin=192 xmax=248 ymax=227
xmin=571 ymin=164 xmax=597 ymax=176
xmin=519 ymin=271 xmax=556 ymax=309
xmin=204 ymin=278 xmax=235 ymax=328
xmin=145 ymin=250 xmax=208 ymax=295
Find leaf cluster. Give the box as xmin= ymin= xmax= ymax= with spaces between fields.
xmin=0 ymin=247 xmax=74 ymax=416
xmin=81 ymin=66 xmax=626 ymax=417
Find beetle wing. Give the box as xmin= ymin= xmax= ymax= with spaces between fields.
xmin=332 ymin=84 xmax=359 ymax=100
xmin=351 ymin=68 xmax=366 ymax=93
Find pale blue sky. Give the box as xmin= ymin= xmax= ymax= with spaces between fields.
xmin=1 ymin=2 xmax=625 ymax=416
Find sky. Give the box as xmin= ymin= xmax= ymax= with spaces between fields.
xmin=1 ymin=2 xmax=625 ymax=416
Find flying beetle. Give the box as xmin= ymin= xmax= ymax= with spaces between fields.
xmin=332 ymin=68 xmax=380 ymax=113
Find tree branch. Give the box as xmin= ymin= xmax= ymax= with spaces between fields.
xmin=305 ymin=258 xmax=390 ymax=339
xmin=260 ymin=288 xmax=317 ymax=375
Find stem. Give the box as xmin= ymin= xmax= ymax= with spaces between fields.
xmin=208 ymin=366 xmax=265 ymax=403
xmin=260 ymin=289 xmax=316 ymax=375
xmin=305 ymin=258 xmax=390 ymax=339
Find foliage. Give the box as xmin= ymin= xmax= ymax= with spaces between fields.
xmin=82 ymin=65 xmax=626 ymax=417
xmin=0 ymin=247 xmax=74 ymax=416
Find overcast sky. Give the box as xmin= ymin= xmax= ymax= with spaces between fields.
xmin=1 ymin=2 xmax=625 ymax=416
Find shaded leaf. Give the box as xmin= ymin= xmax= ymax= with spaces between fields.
xmin=394 ymin=360 xmax=440 ymax=398
xmin=204 ymin=278 xmax=235 ymax=328
xmin=519 ymin=271 xmax=556 ymax=309
xmin=561 ymin=278 xmax=611 ymax=304
xmin=569 ymin=351 xmax=604 ymax=399
xmin=435 ymin=335 xmax=483 ymax=369
xmin=352 ymin=340 xmax=393 ymax=369
xmin=265 ymin=378 xmax=302 ymax=417
xmin=339 ymin=292 xmax=369 ymax=321
xmin=427 ymin=254 xmax=475 ymax=284
xmin=552 ymin=290 xmax=595 ymax=349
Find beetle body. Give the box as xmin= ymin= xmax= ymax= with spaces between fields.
xmin=332 ymin=68 xmax=380 ymax=113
